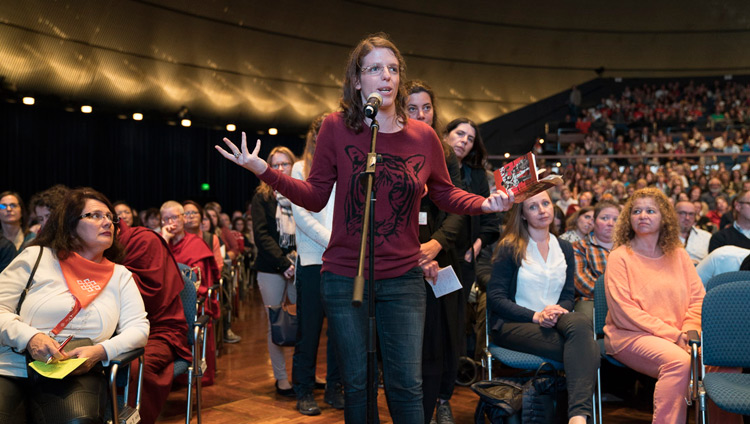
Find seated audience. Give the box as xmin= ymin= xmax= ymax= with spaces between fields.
xmin=118 ymin=220 xmax=192 ymax=424
xmin=572 ymin=201 xmax=620 ymax=318
xmin=0 ymin=188 xmax=149 ymax=422
xmin=556 ymin=186 xmax=577 ymax=216
xmin=560 ymin=206 xmax=594 ymax=243
xmin=143 ymin=208 xmax=161 ymax=232
xmin=696 ymin=245 xmax=750 ymax=285
xmin=604 ymin=187 xmax=741 ymax=424
xmin=0 ymin=191 xmax=35 ymax=253
xmin=487 ymin=190 xmax=598 ymax=424
xmin=113 ymin=201 xmax=140 ymax=227
xmin=705 ymin=195 xmax=729 ymax=228
xmin=160 ymin=200 xmax=220 ymax=385
xmin=675 ymin=200 xmax=711 ymax=264
xmin=29 ymin=184 xmax=70 ymax=232
xmin=709 ymin=190 xmax=750 ymax=252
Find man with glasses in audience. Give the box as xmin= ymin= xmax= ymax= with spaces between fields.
xmin=709 ymin=190 xmax=750 ymax=252
xmin=676 ymin=200 xmax=711 ymax=264
xmin=160 ymin=200 xmax=220 ymax=385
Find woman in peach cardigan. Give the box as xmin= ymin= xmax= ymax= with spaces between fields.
xmin=604 ymin=187 xmax=740 ymax=424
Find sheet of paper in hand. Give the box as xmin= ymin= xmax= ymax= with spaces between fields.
xmin=494 ymin=152 xmax=563 ymax=203
xmin=28 ymin=357 xmax=88 ymax=379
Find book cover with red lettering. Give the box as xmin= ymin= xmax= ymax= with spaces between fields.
xmin=494 ymin=152 xmax=563 ymax=203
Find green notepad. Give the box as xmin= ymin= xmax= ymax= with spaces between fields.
xmin=28 ymin=357 xmax=88 ymax=379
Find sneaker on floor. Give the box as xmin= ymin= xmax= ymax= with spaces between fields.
xmin=436 ymin=401 xmax=455 ymax=424
xmin=223 ymin=329 xmax=242 ymax=344
xmin=296 ymin=393 xmax=321 ymax=416
xmin=324 ymin=382 xmax=345 ymax=410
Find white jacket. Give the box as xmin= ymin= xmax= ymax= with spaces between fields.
xmin=291 ymin=161 xmax=335 ymax=266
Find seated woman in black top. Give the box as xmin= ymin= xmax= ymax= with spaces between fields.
xmin=487 ymin=190 xmax=598 ymax=424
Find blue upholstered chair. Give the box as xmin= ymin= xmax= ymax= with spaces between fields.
xmin=176 ymin=263 xmax=211 ymax=424
xmin=690 ymin=281 xmax=750 ymax=423
xmin=705 ymin=270 xmax=750 ymax=292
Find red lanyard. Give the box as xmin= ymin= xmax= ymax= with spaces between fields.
xmin=49 ymin=297 xmax=82 ymax=336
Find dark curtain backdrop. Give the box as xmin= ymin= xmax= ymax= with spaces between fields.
xmin=1 ymin=101 xmax=305 ymax=216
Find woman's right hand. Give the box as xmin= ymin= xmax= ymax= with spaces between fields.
xmin=283 ymin=265 xmax=295 ymax=280
xmin=215 ymin=132 xmax=269 ymax=175
xmin=26 ymin=333 xmax=66 ymax=363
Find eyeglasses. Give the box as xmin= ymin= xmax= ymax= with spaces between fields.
xmin=161 ymin=214 xmax=183 ymax=224
xmin=0 ymin=203 xmax=19 ymax=210
xmin=360 ymin=63 xmax=400 ymax=77
xmin=270 ymin=162 xmax=292 ymax=169
xmin=737 ymin=201 xmax=750 ymax=207
xmin=183 ymin=211 xmax=200 ymax=217
xmin=676 ymin=211 xmax=697 ymax=217
xmin=79 ymin=211 xmax=119 ymax=224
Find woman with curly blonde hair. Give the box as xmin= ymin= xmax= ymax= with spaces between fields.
xmin=604 ymin=188 xmax=741 ymax=424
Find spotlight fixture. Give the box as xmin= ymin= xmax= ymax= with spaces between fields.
xmin=22 ymin=96 xmax=35 ymax=105
xmin=504 ymin=152 xmax=510 ymax=158
xmin=539 ymin=138 xmax=545 ymax=144
xmin=81 ymin=105 xmax=92 ymax=114
xmin=556 ymin=162 xmax=562 ymax=167
xmin=132 ymin=113 xmax=143 ymax=121
xmin=268 ymin=128 xmax=278 ymax=135
xmin=226 ymin=124 xmax=236 ymax=132
xmin=181 ymin=119 xmax=192 ymax=127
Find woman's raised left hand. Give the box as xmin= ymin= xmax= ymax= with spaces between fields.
xmin=215 ymin=132 xmax=268 ymax=175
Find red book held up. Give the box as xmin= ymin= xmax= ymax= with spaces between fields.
xmin=494 ymin=152 xmax=563 ymax=203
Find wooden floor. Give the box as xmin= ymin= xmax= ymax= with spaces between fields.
xmin=155 ymin=284 xmax=664 ymax=423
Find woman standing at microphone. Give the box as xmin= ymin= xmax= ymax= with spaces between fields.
xmin=217 ymin=33 xmax=513 ymax=424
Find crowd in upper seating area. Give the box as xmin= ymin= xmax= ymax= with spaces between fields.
xmin=554 ymin=80 xmax=750 ymax=160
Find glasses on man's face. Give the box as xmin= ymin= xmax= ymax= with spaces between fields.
xmin=79 ymin=211 xmax=119 ymax=224
xmin=183 ymin=210 xmax=200 ymax=218
xmin=676 ymin=211 xmax=696 ymax=218
xmin=737 ymin=201 xmax=750 ymax=207
xmin=271 ymin=162 xmax=292 ymax=169
xmin=161 ymin=214 xmax=183 ymax=224
xmin=360 ymin=63 xmax=400 ymax=77
xmin=0 ymin=203 xmax=19 ymax=210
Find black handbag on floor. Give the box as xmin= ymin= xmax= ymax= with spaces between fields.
xmin=472 ymin=362 xmax=566 ymax=424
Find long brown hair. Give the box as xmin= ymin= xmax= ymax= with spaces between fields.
xmin=613 ymin=187 xmax=682 ymax=254
xmin=340 ymin=33 xmax=408 ymax=133
xmin=256 ymin=146 xmax=298 ymax=201
xmin=31 ymin=187 xmax=124 ymax=262
xmin=302 ymin=113 xmax=328 ymax=180
xmin=495 ymin=191 xmax=555 ymax=264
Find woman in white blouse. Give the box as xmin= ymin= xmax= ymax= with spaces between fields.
xmin=486 ymin=190 xmax=598 ymax=424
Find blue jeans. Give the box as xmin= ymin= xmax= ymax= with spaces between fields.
xmin=292 ymin=264 xmax=341 ymax=397
xmin=321 ymin=267 xmax=426 ymax=424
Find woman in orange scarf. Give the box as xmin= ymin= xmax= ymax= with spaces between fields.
xmin=0 ymin=188 xmax=149 ymax=423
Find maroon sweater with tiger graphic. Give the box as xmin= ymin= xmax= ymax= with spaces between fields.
xmin=258 ymin=112 xmax=485 ymax=279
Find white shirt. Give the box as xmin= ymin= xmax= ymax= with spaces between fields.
xmin=696 ymin=245 xmax=750 ymax=286
xmin=679 ymin=226 xmax=711 ymax=263
xmin=515 ymin=236 xmax=567 ymax=312
xmin=290 ymin=161 xmax=335 ymax=266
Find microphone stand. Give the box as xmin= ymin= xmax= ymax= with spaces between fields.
xmin=352 ymin=117 xmax=380 ymax=424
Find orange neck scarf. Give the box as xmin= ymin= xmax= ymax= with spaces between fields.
xmin=59 ymin=252 xmax=115 ymax=308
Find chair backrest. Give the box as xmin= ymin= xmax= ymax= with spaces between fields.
xmin=705 ymin=270 xmax=750 ymax=292
xmin=593 ymin=275 xmax=607 ymax=336
xmin=177 ymin=263 xmax=198 ymax=345
xmin=702 ymin=281 xmax=750 ymax=367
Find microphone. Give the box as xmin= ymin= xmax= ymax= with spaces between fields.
xmin=363 ymin=92 xmax=382 ymax=118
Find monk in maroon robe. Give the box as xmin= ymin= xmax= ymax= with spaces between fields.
xmin=118 ymin=221 xmax=192 ymax=424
